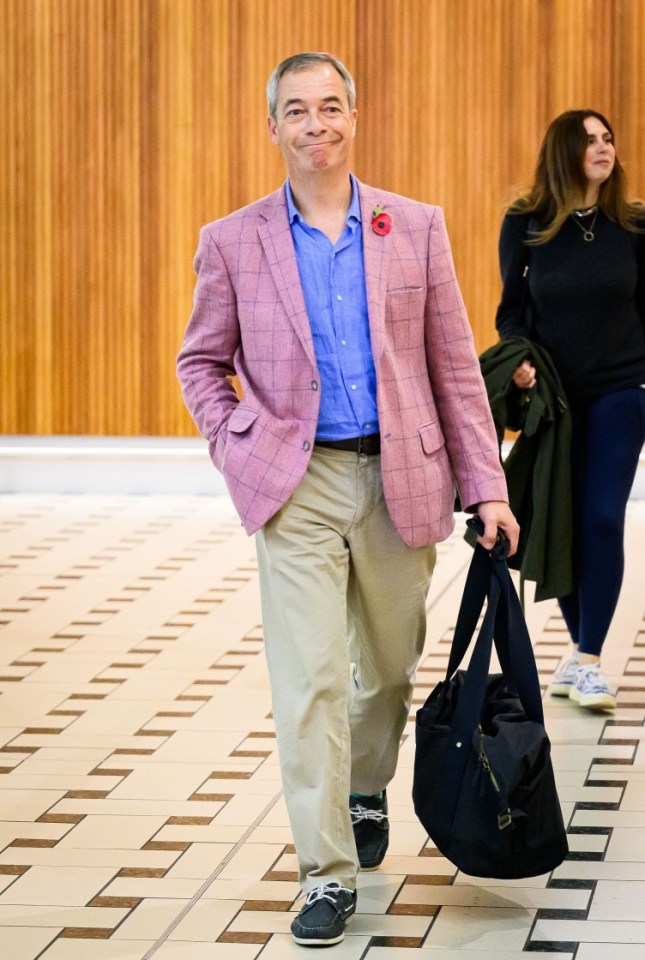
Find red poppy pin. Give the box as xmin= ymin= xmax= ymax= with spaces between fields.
xmin=371 ymin=204 xmax=391 ymax=236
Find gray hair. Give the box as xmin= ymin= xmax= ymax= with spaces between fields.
xmin=266 ymin=52 xmax=356 ymax=121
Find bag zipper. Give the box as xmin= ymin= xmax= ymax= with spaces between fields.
xmin=478 ymin=724 xmax=513 ymax=830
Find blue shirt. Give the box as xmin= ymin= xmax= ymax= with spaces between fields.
xmin=286 ymin=175 xmax=379 ymax=440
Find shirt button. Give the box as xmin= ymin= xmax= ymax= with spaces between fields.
xmin=351 ymin=384 xmax=357 ymax=390
xmin=311 ymin=380 xmax=318 ymax=390
xmin=341 ymin=340 xmax=346 ymax=346
xmin=303 ymin=441 xmax=311 ymax=451
xmin=336 ymin=294 xmax=343 ymax=301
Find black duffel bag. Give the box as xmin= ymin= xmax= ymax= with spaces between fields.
xmin=413 ymin=525 xmax=568 ymax=878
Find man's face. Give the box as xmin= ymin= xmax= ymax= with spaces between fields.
xmin=267 ymin=64 xmax=357 ymax=179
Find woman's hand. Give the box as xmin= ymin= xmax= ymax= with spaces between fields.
xmin=512 ymin=359 xmax=537 ymax=390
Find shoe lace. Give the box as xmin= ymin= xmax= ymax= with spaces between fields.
xmin=579 ymin=665 xmax=610 ymax=693
xmin=556 ymin=655 xmax=579 ymax=678
xmin=301 ymin=882 xmax=353 ymax=907
xmin=349 ymin=801 xmax=387 ymax=824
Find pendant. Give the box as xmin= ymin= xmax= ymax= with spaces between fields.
xmin=583 ymin=230 xmax=594 ymax=241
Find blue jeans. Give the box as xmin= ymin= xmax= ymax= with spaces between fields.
xmin=558 ymin=387 xmax=645 ymax=656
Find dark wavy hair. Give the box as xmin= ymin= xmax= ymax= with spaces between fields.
xmin=510 ymin=109 xmax=642 ymax=243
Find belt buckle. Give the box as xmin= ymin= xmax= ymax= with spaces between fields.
xmin=357 ymin=434 xmax=378 ymax=455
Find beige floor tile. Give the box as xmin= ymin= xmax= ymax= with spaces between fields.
xmin=554 ymin=860 xmax=645 ymax=882
xmin=229 ymin=906 xmax=431 ymax=939
xmin=101 ymin=876 xmax=205 ymax=900
xmin=218 ymin=844 xmax=285 ymax=882
xmin=108 ymin=764 xmax=220 ymax=802
xmin=165 ymin=843 xmax=234 ymax=879
xmin=39 ymin=939 xmax=154 ymax=959
xmin=0 ymin=821 xmax=71 ymax=849
xmin=56 ymin=814 xmax=167 ymax=850
xmin=0 ymin=903 xmax=127 ymax=927
xmin=203 ymin=878 xmax=299 ymax=902
xmin=0 ymin=847 xmax=178 ymax=870
xmin=558 ymin=783 xmax=623 ymax=804
xmin=367 ymin=952 xmax=571 ymax=959
xmin=3 ymin=774 xmax=125 ymax=792
xmin=260 ymin=931 xmax=371 ymax=958
xmin=0 ymin=926 xmax=61 ymax=960
xmin=154 ymin=943 xmax=261 ymax=959
xmin=212 ymin=794 xmax=286 ymax=827
xmin=155 ymin=822 xmax=248 ymax=845
xmin=354 ymin=873 xmax=402 ymax=914
xmin=532 ymin=917 xmax=645 ymax=944
xmin=395 ymin=881 xmax=589 ymax=911
xmin=605 ymin=828 xmax=645 ymax=862
xmin=16 ymin=747 xmax=115 ymax=768
xmin=0 ymin=865 xmax=117 ymax=906
xmin=588 ymin=880 xmax=645 ymax=921
xmin=577 ymin=947 xmax=645 ymax=960
xmin=424 ymin=906 xmax=534 ymax=950
xmin=344 ymin=911 xmax=433 ymax=940
xmin=382 ymin=820 xmax=428 ymax=857
xmin=452 ymin=872 xmax=550 ymax=889
xmin=168 ymin=897 xmax=245 ymax=941
xmin=0 ymin=790 xmax=67 ymax=822
xmin=246 ymin=825 xmax=293 ymax=845
xmin=48 ymin=797 xmax=225 ymax=819
xmin=567 ymin=832 xmax=609 ymax=853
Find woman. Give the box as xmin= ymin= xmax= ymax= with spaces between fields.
xmin=495 ymin=110 xmax=645 ymax=711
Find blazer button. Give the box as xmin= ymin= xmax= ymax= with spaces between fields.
xmin=303 ymin=441 xmax=311 ymax=451
xmin=311 ymin=380 xmax=318 ymax=390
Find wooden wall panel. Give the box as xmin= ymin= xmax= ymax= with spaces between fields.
xmin=1 ymin=0 xmax=643 ymax=436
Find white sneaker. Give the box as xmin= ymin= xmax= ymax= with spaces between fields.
xmin=569 ymin=664 xmax=616 ymax=711
xmin=550 ymin=653 xmax=580 ymax=697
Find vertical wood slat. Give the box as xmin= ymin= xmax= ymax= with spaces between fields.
xmin=1 ymin=0 xmax=643 ymax=436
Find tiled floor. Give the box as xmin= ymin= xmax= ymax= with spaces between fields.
xmin=0 ymin=493 xmax=644 ymax=959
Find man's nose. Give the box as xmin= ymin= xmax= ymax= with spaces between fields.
xmin=304 ymin=109 xmax=327 ymax=134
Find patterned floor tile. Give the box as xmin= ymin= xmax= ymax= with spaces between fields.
xmin=0 ymin=494 xmax=644 ymax=957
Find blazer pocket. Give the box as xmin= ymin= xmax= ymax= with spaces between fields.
xmin=227 ymin=405 xmax=260 ymax=434
xmin=387 ymin=285 xmax=424 ymax=294
xmin=418 ymin=422 xmax=446 ymax=456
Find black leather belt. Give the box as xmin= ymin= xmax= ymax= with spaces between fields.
xmin=316 ymin=434 xmax=381 ymax=455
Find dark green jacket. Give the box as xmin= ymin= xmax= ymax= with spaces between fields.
xmin=479 ymin=338 xmax=573 ymax=601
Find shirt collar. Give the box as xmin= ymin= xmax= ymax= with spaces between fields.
xmin=286 ymin=174 xmax=362 ymax=226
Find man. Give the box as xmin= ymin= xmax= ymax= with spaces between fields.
xmin=177 ymin=52 xmax=519 ymax=948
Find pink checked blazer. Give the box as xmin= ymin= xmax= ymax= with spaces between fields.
xmin=177 ymin=179 xmax=508 ymax=546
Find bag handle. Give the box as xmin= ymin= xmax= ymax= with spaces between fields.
xmin=446 ymin=541 xmax=544 ymax=739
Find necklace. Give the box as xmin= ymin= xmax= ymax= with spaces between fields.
xmin=570 ymin=206 xmax=599 ymax=241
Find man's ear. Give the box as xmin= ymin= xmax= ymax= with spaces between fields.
xmin=267 ymin=115 xmax=279 ymax=144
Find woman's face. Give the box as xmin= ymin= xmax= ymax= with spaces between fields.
xmin=582 ymin=115 xmax=616 ymax=192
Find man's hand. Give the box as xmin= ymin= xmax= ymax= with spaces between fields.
xmin=475 ymin=500 xmax=520 ymax=557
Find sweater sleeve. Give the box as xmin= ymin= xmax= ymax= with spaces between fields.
xmin=495 ymin=211 xmax=532 ymax=339
xmin=635 ymin=216 xmax=645 ymax=335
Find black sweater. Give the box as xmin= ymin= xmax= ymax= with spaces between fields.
xmin=495 ymin=209 xmax=645 ymax=402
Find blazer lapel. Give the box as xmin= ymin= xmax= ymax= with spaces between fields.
xmin=358 ymin=182 xmax=391 ymax=361
xmin=257 ymin=187 xmax=316 ymax=364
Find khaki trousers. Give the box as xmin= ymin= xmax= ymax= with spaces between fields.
xmin=255 ymin=446 xmax=436 ymax=890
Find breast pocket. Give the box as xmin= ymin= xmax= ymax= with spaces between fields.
xmin=385 ymin=288 xmax=426 ymax=350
